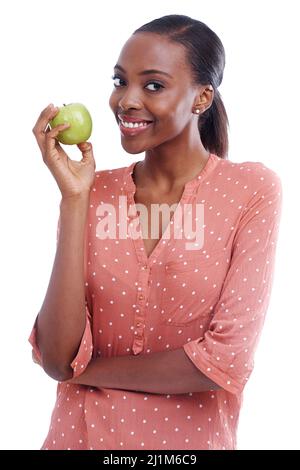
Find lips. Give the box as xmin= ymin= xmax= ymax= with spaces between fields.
xmin=118 ymin=119 xmax=153 ymax=136
xmin=118 ymin=114 xmax=153 ymax=124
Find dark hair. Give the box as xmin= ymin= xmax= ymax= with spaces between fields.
xmin=133 ymin=14 xmax=229 ymax=159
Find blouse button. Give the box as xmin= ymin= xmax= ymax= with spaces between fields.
xmin=138 ymin=294 xmax=145 ymax=300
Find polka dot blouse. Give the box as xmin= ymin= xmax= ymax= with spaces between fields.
xmin=29 ymin=153 xmax=283 ymax=450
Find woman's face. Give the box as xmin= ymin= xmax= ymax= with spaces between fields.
xmin=109 ymin=32 xmax=204 ymax=155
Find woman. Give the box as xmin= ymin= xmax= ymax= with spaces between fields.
xmin=29 ymin=14 xmax=282 ymax=450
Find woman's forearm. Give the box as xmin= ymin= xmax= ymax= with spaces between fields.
xmin=36 ymin=194 xmax=90 ymax=380
xmin=67 ymin=348 xmax=221 ymax=394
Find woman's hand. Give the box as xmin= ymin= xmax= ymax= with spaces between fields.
xmin=32 ymin=103 xmax=96 ymax=199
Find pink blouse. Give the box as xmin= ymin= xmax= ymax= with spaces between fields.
xmin=29 ymin=153 xmax=282 ymax=450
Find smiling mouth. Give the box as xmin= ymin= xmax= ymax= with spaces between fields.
xmin=118 ymin=119 xmax=154 ymax=135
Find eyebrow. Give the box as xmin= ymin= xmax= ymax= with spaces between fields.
xmin=114 ymin=64 xmax=173 ymax=79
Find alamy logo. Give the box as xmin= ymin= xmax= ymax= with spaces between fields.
xmin=95 ymin=196 xmax=205 ymax=251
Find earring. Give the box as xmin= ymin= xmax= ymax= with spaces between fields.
xmin=194 ymin=109 xmax=200 ymax=114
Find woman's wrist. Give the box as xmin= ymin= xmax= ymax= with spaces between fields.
xmin=61 ymin=191 xmax=90 ymax=203
xmin=60 ymin=192 xmax=90 ymax=211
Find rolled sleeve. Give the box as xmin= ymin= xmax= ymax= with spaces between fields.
xmin=28 ymin=316 xmax=43 ymax=366
xmin=183 ymin=169 xmax=283 ymax=394
xmin=28 ymin=304 xmax=93 ymax=377
xmin=28 ymin=210 xmax=93 ymax=378
xmin=70 ymin=304 xmax=93 ymax=377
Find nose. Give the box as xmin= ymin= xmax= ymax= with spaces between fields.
xmin=118 ymin=88 xmax=143 ymax=112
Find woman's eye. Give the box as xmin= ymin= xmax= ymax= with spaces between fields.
xmin=145 ymin=82 xmax=164 ymax=92
xmin=111 ymin=75 xmax=125 ymax=87
xmin=111 ymin=75 xmax=164 ymax=92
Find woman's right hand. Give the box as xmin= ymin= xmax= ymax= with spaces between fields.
xmin=32 ymin=103 xmax=96 ymax=199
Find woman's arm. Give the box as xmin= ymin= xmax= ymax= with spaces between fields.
xmin=31 ymin=104 xmax=96 ymax=381
xmin=67 ymin=348 xmax=221 ymax=394
xmin=36 ymin=194 xmax=90 ymax=381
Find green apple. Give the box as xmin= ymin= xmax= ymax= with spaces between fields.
xmin=49 ymin=102 xmax=93 ymax=145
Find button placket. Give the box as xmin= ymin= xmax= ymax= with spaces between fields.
xmin=131 ymin=261 xmax=151 ymax=354
xmin=127 ymin=192 xmax=149 ymax=266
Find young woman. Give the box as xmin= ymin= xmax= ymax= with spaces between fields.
xmin=29 ymin=14 xmax=282 ymax=450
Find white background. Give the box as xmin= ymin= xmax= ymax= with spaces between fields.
xmin=0 ymin=0 xmax=299 ymax=450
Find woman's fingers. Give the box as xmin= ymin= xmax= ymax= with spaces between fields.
xmin=32 ymin=104 xmax=61 ymax=154
xmin=77 ymin=141 xmax=93 ymax=159
xmin=77 ymin=141 xmax=96 ymax=168
xmin=44 ymin=122 xmax=70 ymax=162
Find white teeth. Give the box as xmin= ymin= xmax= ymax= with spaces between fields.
xmin=121 ymin=120 xmax=150 ymax=128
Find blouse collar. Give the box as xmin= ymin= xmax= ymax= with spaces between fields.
xmin=122 ymin=152 xmax=220 ymax=197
